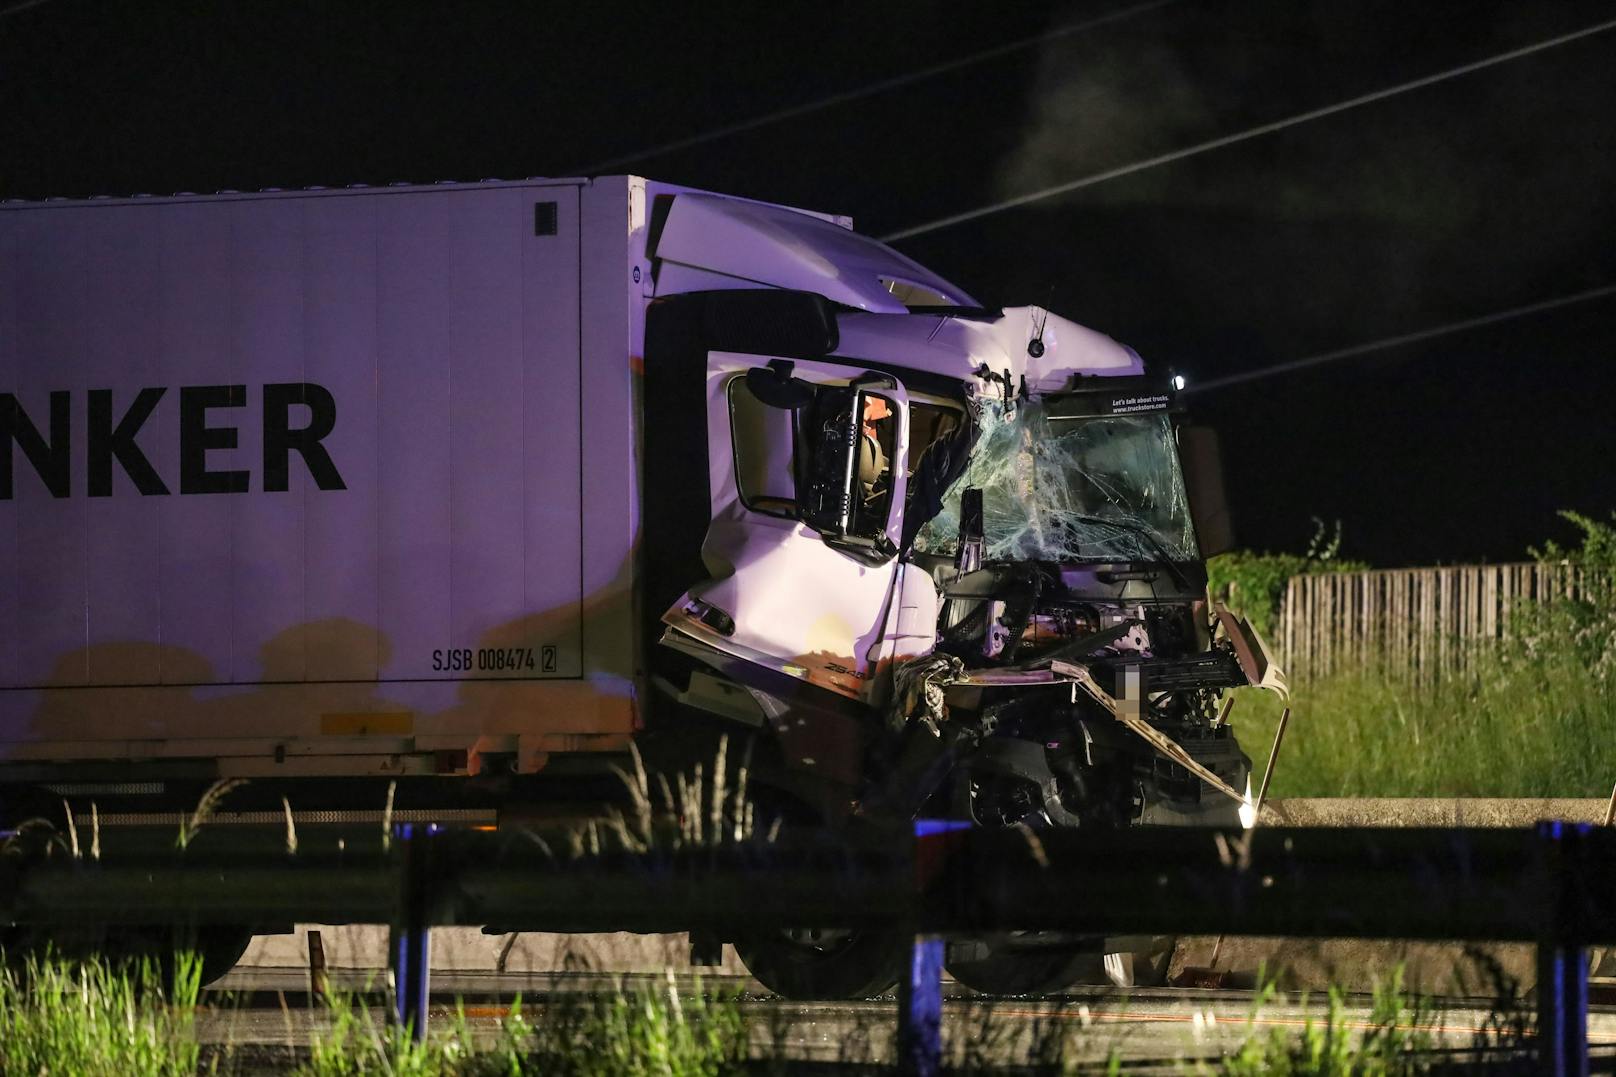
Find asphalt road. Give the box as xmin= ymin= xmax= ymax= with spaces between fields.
xmin=202 ymin=969 xmax=1616 ymax=1070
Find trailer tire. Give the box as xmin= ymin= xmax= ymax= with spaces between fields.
xmin=946 ymin=935 xmax=1106 ymax=996
xmin=104 ymin=925 xmax=257 ymax=990
xmin=736 ymin=928 xmax=906 ymax=1000
xmin=189 ymin=925 xmax=258 ymax=987
xmin=1097 ymin=937 xmax=1174 ymax=988
xmin=0 ymin=922 xmax=251 ymax=991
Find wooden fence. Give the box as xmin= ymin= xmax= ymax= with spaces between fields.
xmin=1276 ymin=562 xmax=1585 ymax=682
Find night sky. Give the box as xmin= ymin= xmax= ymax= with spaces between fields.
xmin=3 ymin=0 xmax=1613 ymax=567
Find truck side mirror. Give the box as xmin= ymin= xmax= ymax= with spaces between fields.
xmin=1179 ymin=425 xmax=1235 ymax=558
xmin=799 ymin=377 xmax=904 ymax=565
xmin=800 ymin=385 xmax=861 ymax=537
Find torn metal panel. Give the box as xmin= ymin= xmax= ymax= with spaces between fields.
xmin=1051 ymin=659 xmax=1247 ymax=806
xmin=913 ymin=399 xmax=1198 ymax=565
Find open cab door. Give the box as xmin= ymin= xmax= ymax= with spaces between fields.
xmin=663 ymin=352 xmax=911 ymax=703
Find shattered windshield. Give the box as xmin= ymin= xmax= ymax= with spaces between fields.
xmin=912 ymin=398 xmax=1198 ymax=563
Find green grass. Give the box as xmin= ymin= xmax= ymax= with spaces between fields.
xmin=1234 ymin=510 xmax=1616 ymax=798
xmin=1235 ymin=649 xmax=1616 ymax=797
xmin=0 ymin=955 xmax=748 ymax=1076
xmin=1202 ymin=971 xmax=1442 ymax=1077
xmin=295 ymin=972 xmax=748 ymax=1076
xmin=0 ymin=950 xmax=203 ymax=1077
xmin=526 ymin=972 xmax=748 ymax=1077
xmin=297 ymin=990 xmax=532 ymax=1077
xmin=0 ymin=951 xmax=1536 ymax=1075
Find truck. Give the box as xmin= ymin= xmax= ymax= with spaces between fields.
xmin=0 ymin=176 xmax=1286 ymax=997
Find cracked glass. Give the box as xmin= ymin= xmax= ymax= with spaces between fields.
xmin=912 ymin=398 xmax=1198 ymax=564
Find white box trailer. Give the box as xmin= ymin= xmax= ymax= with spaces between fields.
xmin=0 ymin=175 xmax=976 ymax=788
xmin=0 ymin=177 xmax=681 ymax=780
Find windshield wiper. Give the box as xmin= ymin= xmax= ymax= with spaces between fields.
xmin=1063 ymin=513 xmax=1190 ymax=590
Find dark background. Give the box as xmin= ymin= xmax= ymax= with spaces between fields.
xmin=3 ymin=0 xmax=1612 ymax=566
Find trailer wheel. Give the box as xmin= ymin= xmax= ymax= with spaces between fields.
xmin=736 ymin=927 xmax=906 ymax=1000
xmin=945 ymin=934 xmax=1105 ymax=996
xmin=0 ymin=923 xmax=251 ymax=990
xmin=1095 ymin=937 xmax=1174 ymax=988
xmin=104 ymin=925 xmax=256 ymax=990
xmin=188 ymin=925 xmax=257 ymax=987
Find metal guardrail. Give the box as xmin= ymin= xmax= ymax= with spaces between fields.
xmin=2 ymin=820 xmax=1613 ymax=1075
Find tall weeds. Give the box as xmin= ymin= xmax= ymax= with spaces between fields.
xmin=0 ymin=951 xmax=203 ymax=1077
xmin=569 ymin=737 xmax=772 ymax=858
xmin=1238 ymin=653 xmax=1616 ymax=797
xmin=1242 ymin=512 xmax=1616 ymax=797
xmin=528 ymin=971 xmax=748 ymax=1077
xmin=1202 ymin=970 xmax=1438 ymax=1076
xmin=298 ymin=991 xmax=531 ymax=1077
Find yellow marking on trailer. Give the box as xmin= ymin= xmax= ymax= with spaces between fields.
xmin=320 ymin=712 xmax=414 ymax=736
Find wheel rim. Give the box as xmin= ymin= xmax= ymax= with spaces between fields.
xmin=779 ymin=927 xmax=857 ymax=955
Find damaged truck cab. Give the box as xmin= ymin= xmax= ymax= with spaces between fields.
xmin=642 ymin=195 xmax=1288 ymax=997
xmin=0 ymin=178 xmax=1284 ymax=998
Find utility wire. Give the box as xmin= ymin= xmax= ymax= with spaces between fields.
xmin=0 ymin=0 xmax=53 ymax=17
xmin=570 ymin=0 xmax=1179 ymax=175
xmin=1184 ymin=282 xmax=1616 ymax=394
xmin=881 ymin=16 xmax=1616 ymax=242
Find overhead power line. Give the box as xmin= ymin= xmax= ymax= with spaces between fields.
xmin=571 ymin=0 xmax=1179 ymax=175
xmin=881 ymin=16 xmax=1616 ymax=242
xmin=1183 ymin=282 xmax=1616 ymax=394
xmin=0 ymin=0 xmax=53 ymax=17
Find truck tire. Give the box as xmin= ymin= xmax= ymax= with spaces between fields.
xmin=186 ymin=925 xmax=258 ymax=987
xmin=736 ymin=927 xmax=907 ymax=1000
xmin=103 ymin=924 xmax=256 ymax=991
xmin=1097 ymin=938 xmax=1174 ymax=988
xmin=945 ymin=934 xmax=1106 ymax=996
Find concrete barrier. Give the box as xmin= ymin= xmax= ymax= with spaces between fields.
xmin=1259 ymin=798 xmax=1609 ymax=828
xmin=240 ymin=926 xmax=749 ymax=979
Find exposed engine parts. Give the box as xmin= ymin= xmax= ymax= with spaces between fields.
xmin=886 ymin=554 xmax=1266 ymax=829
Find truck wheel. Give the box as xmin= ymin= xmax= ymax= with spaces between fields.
xmin=106 ymin=925 xmax=256 ymax=991
xmin=189 ymin=925 xmax=257 ymax=987
xmin=736 ymin=927 xmax=906 ymax=1000
xmin=945 ymin=934 xmax=1105 ymax=996
xmin=1097 ymin=937 xmax=1174 ymax=988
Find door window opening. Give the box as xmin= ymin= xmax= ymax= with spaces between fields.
xmin=727 ymin=375 xmax=799 ymax=518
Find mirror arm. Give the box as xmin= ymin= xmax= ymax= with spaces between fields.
xmin=833 ymin=393 xmax=860 ymax=537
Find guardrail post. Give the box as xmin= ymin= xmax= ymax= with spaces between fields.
xmin=902 ymin=819 xmax=966 ymax=1076
xmin=307 ymin=928 xmax=328 ymax=1005
xmin=898 ymin=934 xmax=943 ymax=1076
xmin=1537 ymin=821 xmax=1589 ymax=1077
xmin=388 ymin=823 xmax=433 ymax=1041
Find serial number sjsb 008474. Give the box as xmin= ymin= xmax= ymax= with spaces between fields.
xmin=431 ymin=647 xmax=537 ymax=673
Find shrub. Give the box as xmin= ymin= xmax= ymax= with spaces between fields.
xmin=1514 ymin=510 xmax=1616 ymax=680
xmin=1208 ymin=519 xmax=1368 ymax=638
